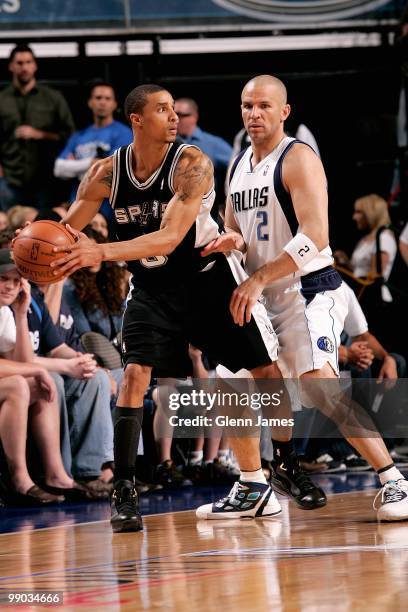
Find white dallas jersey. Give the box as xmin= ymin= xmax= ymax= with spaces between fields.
xmin=229 ymin=136 xmax=333 ymax=280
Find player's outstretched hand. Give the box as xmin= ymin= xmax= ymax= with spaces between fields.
xmin=230 ymin=274 xmax=265 ymax=326
xmin=51 ymin=224 xmax=103 ymax=276
xmin=201 ymin=232 xmax=245 ymax=256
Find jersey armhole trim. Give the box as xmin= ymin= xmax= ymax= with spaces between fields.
xmin=228 ymin=148 xmax=248 ymax=186
xmin=109 ymin=148 xmax=120 ymax=209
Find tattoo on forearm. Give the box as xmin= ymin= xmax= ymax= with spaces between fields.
xmin=99 ymin=170 xmax=113 ymax=188
xmin=175 ymin=157 xmax=213 ymax=201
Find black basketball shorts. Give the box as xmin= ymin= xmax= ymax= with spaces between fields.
xmin=121 ymin=253 xmax=278 ymax=377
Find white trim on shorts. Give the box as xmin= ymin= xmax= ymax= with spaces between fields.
xmin=224 ymin=252 xmax=279 ymax=364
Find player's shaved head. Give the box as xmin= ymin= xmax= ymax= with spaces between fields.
xmin=242 ymin=75 xmax=287 ymax=104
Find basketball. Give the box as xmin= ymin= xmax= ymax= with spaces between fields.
xmin=12 ymin=220 xmax=76 ymax=285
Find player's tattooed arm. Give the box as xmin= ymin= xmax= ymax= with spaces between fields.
xmin=61 ymin=156 xmax=114 ymax=231
xmin=158 ymin=149 xmax=213 ymax=246
xmin=172 ymin=149 xmax=213 ymax=203
xmin=98 ymin=168 xmax=113 ymax=189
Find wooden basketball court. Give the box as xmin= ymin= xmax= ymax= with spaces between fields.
xmin=1 ymin=488 xmax=408 ymax=610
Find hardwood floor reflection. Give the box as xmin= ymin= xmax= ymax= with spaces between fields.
xmin=1 ymin=490 xmax=408 ymax=611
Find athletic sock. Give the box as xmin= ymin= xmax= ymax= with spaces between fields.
xmin=113 ymin=406 xmax=143 ymax=484
xmin=189 ymin=450 xmax=203 ymax=465
xmin=240 ymin=467 xmax=267 ymax=485
xmin=377 ymin=463 xmax=404 ymax=485
xmin=272 ymin=439 xmax=294 ymax=463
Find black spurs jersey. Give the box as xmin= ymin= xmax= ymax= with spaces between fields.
xmin=109 ymin=142 xmax=218 ymax=288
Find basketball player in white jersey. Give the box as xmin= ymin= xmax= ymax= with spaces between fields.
xmin=50 ymin=83 xmax=290 ymax=531
xmin=200 ymin=75 xmax=408 ymax=521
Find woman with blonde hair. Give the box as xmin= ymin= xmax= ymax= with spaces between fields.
xmin=336 ymin=194 xmax=397 ymax=302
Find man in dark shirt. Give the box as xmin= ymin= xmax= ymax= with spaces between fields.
xmin=0 ymin=44 xmax=75 ymax=211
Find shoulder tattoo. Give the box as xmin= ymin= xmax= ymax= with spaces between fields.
xmin=99 ymin=169 xmax=113 ymax=188
xmin=174 ymin=155 xmax=213 ymax=202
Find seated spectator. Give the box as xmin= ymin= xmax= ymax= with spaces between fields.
xmin=152 ymin=347 xmax=238 ymax=488
xmin=301 ymin=281 xmax=406 ymax=473
xmin=0 ymin=250 xmax=83 ymax=504
xmin=62 ymin=226 xmax=127 ymax=340
xmin=7 ymin=205 xmax=38 ymax=231
xmin=0 ymin=229 xmax=13 ymax=248
xmin=334 ymin=194 xmax=397 ymax=302
xmin=42 ymin=276 xmax=122 ymax=405
xmin=0 ymin=362 xmax=67 ymax=505
xmin=0 ymin=248 xmax=113 ymax=496
xmin=91 ymin=212 xmax=109 ymax=239
xmin=175 ymin=97 xmax=232 ymax=174
xmin=339 ymin=281 xmax=403 ymax=381
xmin=175 ymin=97 xmax=232 ymax=212
xmin=29 ymin=284 xmax=115 ymax=494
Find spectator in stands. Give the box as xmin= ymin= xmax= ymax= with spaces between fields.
xmin=62 ymin=226 xmax=127 ymax=341
xmin=339 ymin=281 xmax=403 ymax=382
xmin=0 ymin=362 xmax=67 ymax=505
xmin=302 ymin=280 xmax=406 ymax=473
xmin=54 ymin=80 xmax=132 ymax=220
xmin=91 ymin=212 xmax=109 ymax=239
xmin=28 ymin=283 xmax=115 ymax=495
xmin=0 ymin=229 xmax=13 ymax=248
xmin=399 ymin=222 xmax=408 ymax=265
xmin=335 ymin=194 xmax=397 ymax=302
xmin=0 ymin=248 xmax=113 ymax=496
xmin=0 ymin=250 xmax=83 ymax=504
xmin=175 ymin=97 xmax=232 ymax=173
xmin=0 ymin=44 xmax=75 ymax=211
xmin=175 ymin=97 xmax=232 ymax=211
xmin=7 ymin=205 xmax=38 ymax=230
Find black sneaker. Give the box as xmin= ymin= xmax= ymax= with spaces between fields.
xmin=270 ymin=453 xmax=327 ymax=510
xmin=110 ymin=480 xmax=143 ymax=533
xmin=155 ymin=460 xmax=192 ymax=489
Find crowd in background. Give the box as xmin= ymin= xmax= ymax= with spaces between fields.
xmin=1 ymin=42 xmax=408 ymax=508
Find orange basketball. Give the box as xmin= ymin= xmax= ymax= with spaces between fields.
xmin=13 ymin=220 xmax=76 ymax=285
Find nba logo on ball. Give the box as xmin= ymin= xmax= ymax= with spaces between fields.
xmin=317 ymin=336 xmax=334 ymax=353
xmin=30 ymin=243 xmax=40 ymax=261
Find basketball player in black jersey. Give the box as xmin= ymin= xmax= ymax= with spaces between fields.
xmin=52 ymin=83 xmax=308 ymax=532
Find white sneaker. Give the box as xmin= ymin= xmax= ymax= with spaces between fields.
xmin=374 ymin=479 xmax=408 ymax=522
xmin=196 ymin=480 xmax=282 ymax=520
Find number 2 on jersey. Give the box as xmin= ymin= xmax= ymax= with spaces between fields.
xmin=256 ymin=211 xmax=269 ymax=241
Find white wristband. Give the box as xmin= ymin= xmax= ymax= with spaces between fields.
xmin=283 ymin=233 xmax=319 ymax=269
